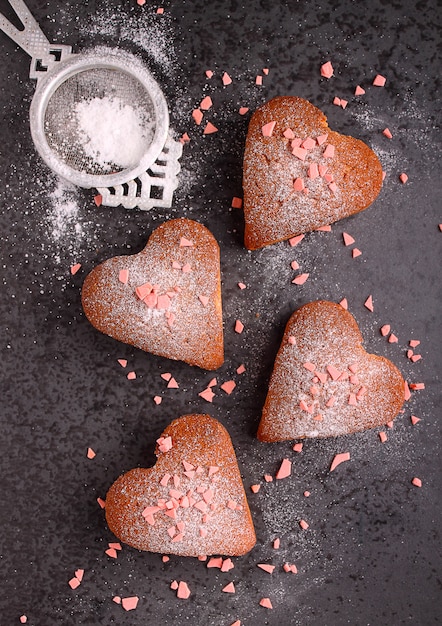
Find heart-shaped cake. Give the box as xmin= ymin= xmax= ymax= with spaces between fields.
xmin=81 ymin=218 xmax=224 ymax=370
xmin=105 ymin=414 xmax=256 ymax=556
xmin=257 ymin=301 xmax=405 ymax=441
xmin=242 ymin=96 xmax=383 ymax=249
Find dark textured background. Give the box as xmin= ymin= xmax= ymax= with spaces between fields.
xmin=0 ymin=0 xmax=440 ymax=624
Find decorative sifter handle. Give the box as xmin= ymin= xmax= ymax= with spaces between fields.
xmin=0 ymin=0 xmax=71 ymax=79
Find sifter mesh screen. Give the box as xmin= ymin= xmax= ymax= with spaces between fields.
xmin=43 ymin=67 xmax=156 ymax=176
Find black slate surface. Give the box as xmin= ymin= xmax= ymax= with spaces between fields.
xmin=0 ymin=0 xmax=440 ymax=625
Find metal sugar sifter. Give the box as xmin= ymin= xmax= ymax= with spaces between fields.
xmin=0 ymin=0 xmax=182 ymax=209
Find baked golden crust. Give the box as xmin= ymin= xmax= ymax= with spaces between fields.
xmin=258 ymin=301 xmax=404 ymax=441
xmin=81 ymin=218 xmax=224 ymax=370
xmin=243 ymin=96 xmax=383 ymax=250
xmin=105 ymin=414 xmax=256 ymax=557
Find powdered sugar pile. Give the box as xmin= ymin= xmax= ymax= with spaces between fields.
xmin=75 ymin=96 xmax=153 ymax=170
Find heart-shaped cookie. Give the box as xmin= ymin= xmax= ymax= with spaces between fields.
xmin=105 ymin=414 xmax=256 ymax=556
xmin=258 ymin=301 xmax=405 ymax=441
xmin=81 ymin=218 xmax=224 ymax=370
xmin=242 ymin=96 xmax=383 ymax=250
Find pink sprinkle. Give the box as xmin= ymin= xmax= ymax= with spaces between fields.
xmin=288 ymin=335 xmax=297 ymax=344
xmin=292 ymin=146 xmax=308 ymax=161
xmin=340 ymin=99 xmax=348 ymax=109
xmin=257 ymin=563 xmax=276 ymax=574
xmin=293 ymin=177 xmax=305 ymax=191
xmin=303 ymin=362 xmax=316 ymax=372
xmin=289 ymin=234 xmax=305 ymax=247
xmin=118 ymin=269 xmax=129 ymax=284
xmin=192 ymin=108 xmax=203 ymax=125
xmin=304 ymin=491 xmax=310 ymax=497
xmin=263 ymin=68 xmax=269 ymax=75
xmin=94 ymin=194 xmax=102 ymax=206
xmin=352 ymin=248 xmax=362 ymax=258
xmin=364 ymin=295 xmax=374 ymax=312
xmin=399 ymin=173 xmax=408 ymax=184
xmin=388 ymin=333 xmax=398 ymax=343
xmin=323 ymin=144 xmax=335 ymax=158
xmin=383 ymin=128 xmax=393 ymax=139
xmin=221 ymin=558 xmax=235 ymax=572
xmin=127 ymin=371 xmax=136 ymax=380
xmin=320 ymin=61 xmax=334 ymax=78
xmin=275 ymin=458 xmax=292 ymax=480
xmin=380 ymin=324 xmax=391 ymax=336
xmin=251 ymin=484 xmax=261 ymax=493
xmin=203 ymin=122 xmax=218 ymax=134
xmin=262 ymin=121 xmax=276 ymax=137
xmin=200 ymin=95 xmax=213 ymax=110
xmin=157 ymin=436 xmax=173 ymax=452
xmin=379 ymin=431 xmax=388 ymax=443
xmin=179 ymin=237 xmax=193 ymax=247
xmin=238 ymin=282 xmax=246 ymax=290
xmin=97 ymin=497 xmax=106 ymax=509
xmin=222 ymin=72 xmax=232 ymax=85
xmin=235 ymin=320 xmax=244 ymax=334
xmin=354 ymin=85 xmax=365 ymax=96
xmin=20 ymin=617 xmax=27 ymax=624
xmin=293 ymin=442 xmax=303 ymax=453
xmin=162 ymin=555 xmax=170 ymax=562
xmin=105 ymin=548 xmax=118 ymax=559
xmin=292 ymin=273 xmax=309 ymax=285
xmin=170 ymin=580 xmax=179 ymax=590
xmin=198 ymin=295 xmax=209 ymax=307
xmin=330 ymin=452 xmax=351 ymax=472
xmin=113 ymin=596 xmax=121 ymax=604
xmin=411 ymin=477 xmax=422 ymax=488
xmin=199 ymin=387 xmax=215 ymax=402
xmin=156 ymin=7 xmax=164 ymax=14
xmin=259 ymin=597 xmax=273 ymax=609
xmin=264 ymin=474 xmax=273 ymax=482
xmin=122 ymin=596 xmax=139 ymax=611
xmin=409 ymin=339 xmax=420 ymax=348
xmin=231 ymin=196 xmax=243 ymax=208
xmin=299 ymin=519 xmax=309 ymax=530
xmin=302 ymin=137 xmax=316 ymax=150
xmin=205 ymin=70 xmax=213 ymax=78
xmin=411 ymin=415 xmax=421 ymax=425
xmin=343 ymin=232 xmax=355 ymax=246
xmin=316 ymin=133 xmax=328 ymax=145
xmin=283 ymin=127 xmax=295 ymax=139
xmin=68 ymin=577 xmax=81 ymax=590
xmin=153 ymin=396 xmax=162 ymax=405
xmin=255 ymin=75 xmax=263 ymax=85
xmin=409 ymin=382 xmax=425 ymax=390
xmin=239 ymin=107 xmax=249 ymax=115
xmin=326 ymin=365 xmax=341 ymax=381
xmin=117 ymin=358 xmax=128 ymax=368
xmin=70 ymin=263 xmax=81 ymax=275
xmin=373 ymin=74 xmax=386 ymax=86
xmin=273 ymin=538 xmax=280 ymax=549
xmin=109 ymin=543 xmax=122 ymax=551
xmin=308 ymin=162 xmax=319 ymax=179
xmin=179 ymin=133 xmax=190 ymax=144
xmin=207 ymin=557 xmax=223 ymax=568
xmin=87 ymin=447 xmax=96 ymax=459
xmin=222 ymin=582 xmax=236 ymax=593
xmin=221 ymin=380 xmax=236 ymax=395
xmin=339 ymin=298 xmax=348 ymax=309
xmin=333 ymin=96 xmax=341 ymax=106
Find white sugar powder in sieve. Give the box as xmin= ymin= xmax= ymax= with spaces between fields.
xmin=75 ymin=96 xmax=152 ymax=170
